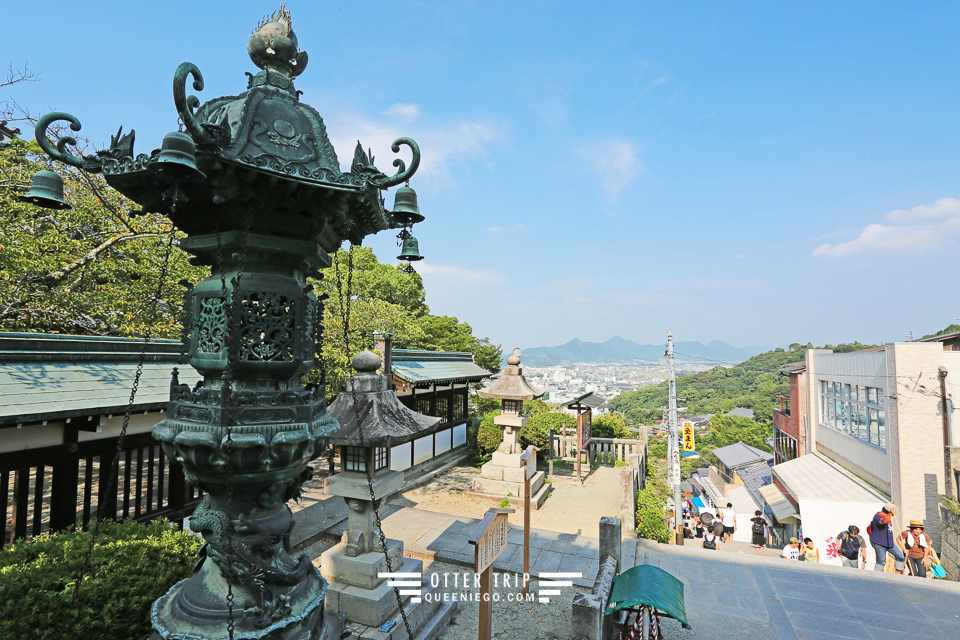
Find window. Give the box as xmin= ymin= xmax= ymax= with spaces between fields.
xmin=374 ymin=446 xmax=388 ymax=471
xmin=503 ymin=399 xmax=519 ymax=414
xmin=344 ymin=446 xmax=366 ymax=472
xmin=819 ymin=380 xmax=886 ymax=448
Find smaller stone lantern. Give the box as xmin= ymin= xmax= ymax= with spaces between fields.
xmin=469 ymin=348 xmax=550 ymax=508
xmin=322 ymin=351 xmax=454 ymax=633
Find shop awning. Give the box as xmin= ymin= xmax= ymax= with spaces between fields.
xmin=758 ymin=483 xmax=799 ymax=524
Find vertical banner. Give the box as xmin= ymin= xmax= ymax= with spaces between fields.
xmin=682 ymin=421 xmax=695 ymax=452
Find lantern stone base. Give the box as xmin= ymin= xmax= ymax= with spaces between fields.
xmin=321 ymin=540 xmax=454 ymax=637
xmin=468 ymin=457 xmax=550 ymax=509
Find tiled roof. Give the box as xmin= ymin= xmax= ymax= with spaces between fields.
xmin=564 ymin=392 xmax=605 ymax=409
xmin=712 ymin=441 xmax=773 ymax=469
xmin=0 ymin=332 xmax=198 ymax=426
xmin=390 ymin=349 xmax=493 ymax=385
xmin=726 ymin=407 xmax=755 ymax=418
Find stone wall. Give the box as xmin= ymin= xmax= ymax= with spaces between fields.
xmin=939 ymin=501 xmax=960 ymax=581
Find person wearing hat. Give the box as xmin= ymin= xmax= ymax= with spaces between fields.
xmin=869 ymin=502 xmax=905 ymax=573
xmin=780 ymin=537 xmax=801 ymax=561
xmin=897 ymin=520 xmax=933 ymax=578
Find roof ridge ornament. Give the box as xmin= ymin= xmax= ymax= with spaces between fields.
xmin=248 ymin=4 xmax=308 ymax=79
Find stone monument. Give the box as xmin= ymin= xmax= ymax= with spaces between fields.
xmin=469 ymin=349 xmax=550 ymax=508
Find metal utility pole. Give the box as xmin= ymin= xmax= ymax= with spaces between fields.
xmin=666 ymin=332 xmax=682 ymax=543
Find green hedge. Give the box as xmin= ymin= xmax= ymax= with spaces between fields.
xmin=0 ymin=519 xmax=202 ymax=640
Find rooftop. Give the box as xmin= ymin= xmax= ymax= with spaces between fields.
xmin=0 ymin=332 xmax=198 ymax=426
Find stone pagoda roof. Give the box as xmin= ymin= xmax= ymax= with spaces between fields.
xmin=477 ymin=349 xmax=544 ymax=401
xmin=328 ymin=350 xmax=440 ymax=447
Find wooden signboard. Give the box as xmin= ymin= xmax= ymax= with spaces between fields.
xmin=469 ymin=507 xmax=515 ymax=640
xmin=579 ymin=410 xmax=592 ymax=449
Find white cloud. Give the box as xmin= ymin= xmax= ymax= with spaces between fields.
xmin=813 ymin=197 xmax=960 ymax=258
xmin=487 ymin=226 xmax=505 ymax=233
xmin=577 ymin=138 xmax=645 ymax=201
xmin=325 ymin=109 xmax=506 ymax=189
xmin=383 ymin=103 xmax=420 ymax=122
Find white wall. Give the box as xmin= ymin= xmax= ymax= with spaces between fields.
xmin=798 ymin=498 xmax=883 ymax=568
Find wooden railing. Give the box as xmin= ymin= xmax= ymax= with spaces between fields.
xmin=1 ymin=432 xmax=201 ymax=548
xmin=550 ymin=428 xmax=646 ymax=466
xmin=589 ymin=437 xmax=645 ymax=465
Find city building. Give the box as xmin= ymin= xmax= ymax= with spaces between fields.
xmin=772 ymin=360 xmax=807 ymax=464
xmin=770 ymin=338 xmax=960 ymax=556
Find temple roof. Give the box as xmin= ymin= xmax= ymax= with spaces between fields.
xmin=0 ymin=332 xmax=199 ymax=427
xmin=477 ymin=349 xmax=544 ymax=401
xmin=391 ymin=349 xmax=492 ymax=385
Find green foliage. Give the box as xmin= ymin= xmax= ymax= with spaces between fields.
xmin=308 ymin=246 xmax=502 ymax=398
xmin=499 ymin=498 xmax=510 ymax=508
xmin=0 ymin=518 xmax=202 ymax=640
xmin=636 ymin=460 xmax=670 ymax=543
xmin=924 ymin=324 xmax=960 ymax=339
xmin=0 ymin=139 xmax=206 ymax=337
xmin=520 ymin=398 xmax=552 ymax=418
xmin=476 ymin=411 xmax=503 ymax=454
xmin=520 ymin=411 xmax=575 ymax=452
xmin=592 ymin=413 xmax=631 ymax=439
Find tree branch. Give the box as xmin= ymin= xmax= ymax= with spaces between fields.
xmin=38 ymin=232 xmax=161 ymax=286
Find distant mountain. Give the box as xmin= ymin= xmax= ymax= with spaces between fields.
xmin=516 ymin=336 xmax=770 ymax=366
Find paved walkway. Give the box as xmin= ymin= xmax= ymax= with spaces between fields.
xmin=636 ymin=539 xmax=960 ymax=639
xmin=291 ymin=475 xmax=960 ymax=639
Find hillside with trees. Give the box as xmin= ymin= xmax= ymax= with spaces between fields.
xmin=609 ymin=341 xmax=876 ymax=472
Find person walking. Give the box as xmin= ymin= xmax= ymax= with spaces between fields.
xmin=800 ymin=538 xmax=820 ymax=563
xmin=781 ymin=537 xmax=801 ymax=560
xmin=897 ymin=520 xmax=933 ymax=578
xmin=712 ymin=512 xmax=725 ymax=540
xmin=721 ymin=502 xmax=737 ymax=543
xmin=836 ymin=525 xmax=867 ymax=569
xmin=750 ymin=510 xmax=766 ymax=548
xmin=869 ymin=502 xmax=905 ymax=573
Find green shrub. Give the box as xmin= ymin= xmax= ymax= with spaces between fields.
xmin=635 ymin=459 xmax=671 ymax=543
xmin=499 ymin=498 xmax=511 ymax=508
xmin=476 ymin=411 xmax=503 ymax=454
xmin=0 ymin=518 xmax=202 ymax=640
xmin=614 ymin=459 xmax=627 ymax=468
xmin=520 ymin=411 xmax=574 ymax=452
xmin=593 ymin=414 xmax=632 ymax=439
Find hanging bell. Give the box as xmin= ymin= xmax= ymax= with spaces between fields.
xmin=390 ymin=185 xmax=424 ymax=225
xmin=19 ymin=170 xmax=70 ymax=210
xmin=150 ymin=131 xmax=205 ymax=182
xmin=397 ymin=231 xmax=424 ymax=262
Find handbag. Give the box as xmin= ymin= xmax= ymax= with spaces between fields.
xmin=931 ymin=563 xmax=946 ymax=579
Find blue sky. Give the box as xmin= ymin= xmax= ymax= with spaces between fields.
xmin=7 ymin=1 xmax=960 ymax=351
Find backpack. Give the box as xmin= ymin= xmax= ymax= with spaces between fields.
xmin=752 ymin=520 xmax=764 ymax=535
xmin=703 ymin=534 xmax=717 ymax=550
xmin=866 ymin=511 xmax=883 ymax=536
xmin=838 ymin=532 xmax=859 ymax=560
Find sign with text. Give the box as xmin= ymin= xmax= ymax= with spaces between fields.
xmin=469 ymin=508 xmax=514 ymax=574
xmin=682 ymin=421 xmax=695 ymax=451
xmin=578 ymin=411 xmax=592 ymax=449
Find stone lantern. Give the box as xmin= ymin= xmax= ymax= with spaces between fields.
xmin=322 ymin=351 xmax=454 ymax=633
xmin=470 ymin=349 xmax=550 ymax=508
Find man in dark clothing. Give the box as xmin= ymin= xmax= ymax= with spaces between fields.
xmin=869 ymin=502 xmax=904 ymax=573
xmin=836 ymin=525 xmax=866 ymax=569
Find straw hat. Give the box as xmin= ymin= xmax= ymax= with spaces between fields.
xmin=908 ymin=520 xmax=924 ymax=529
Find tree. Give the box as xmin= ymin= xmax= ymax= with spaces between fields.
xmin=308 ymin=246 xmax=502 ymax=398
xmin=0 ymin=138 xmax=205 ymax=337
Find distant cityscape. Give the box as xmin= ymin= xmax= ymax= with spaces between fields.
xmin=516 ymin=361 xmax=718 ymax=408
